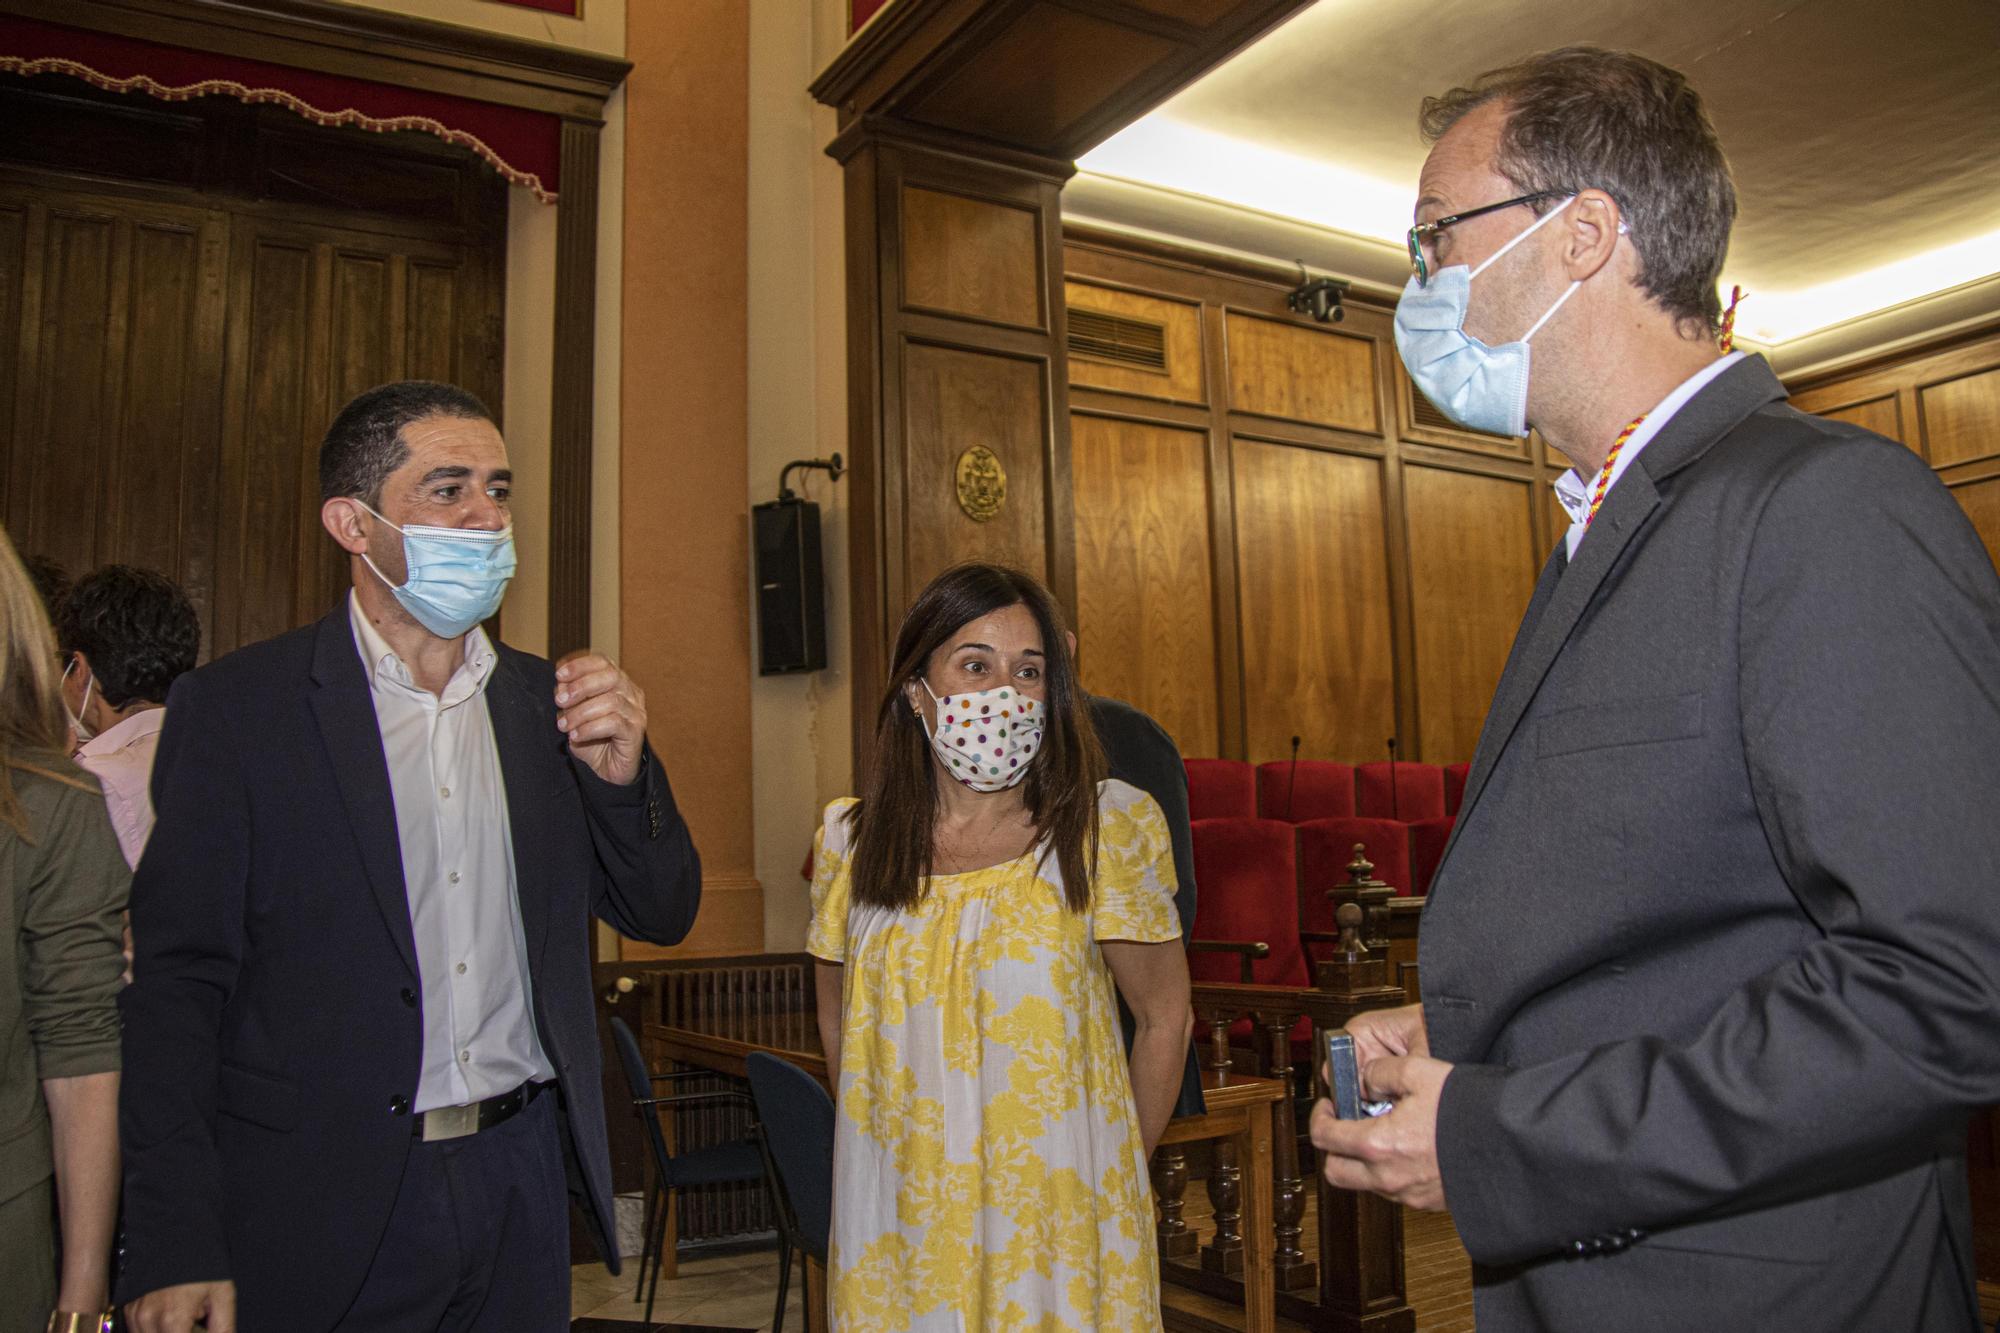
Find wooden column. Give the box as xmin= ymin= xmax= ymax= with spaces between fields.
xmin=549 ymin=115 xmax=602 ymax=657
xmin=828 ymin=119 xmax=1076 ymax=782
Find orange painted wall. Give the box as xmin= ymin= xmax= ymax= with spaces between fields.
xmin=619 ymin=1 xmax=761 ymax=956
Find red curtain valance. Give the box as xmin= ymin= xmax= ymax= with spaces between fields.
xmin=0 ymin=14 xmax=561 ymax=202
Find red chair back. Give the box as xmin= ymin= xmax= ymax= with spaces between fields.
xmin=1184 ymin=758 xmax=1256 ymax=821
xmin=1295 ymin=818 xmax=1416 ymax=941
xmin=1254 ymin=760 xmax=1356 ymax=822
xmin=1355 ymin=762 xmax=1447 ymax=822
xmin=1443 ymin=762 xmax=1471 ymax=815
xmin=1189 ymin=818 xmax=1309 ymax=987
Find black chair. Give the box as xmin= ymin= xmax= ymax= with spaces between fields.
xmin=745 ymin=1052 xmax=835 ymax=1333
xmin=608 ymin=1016 xmax=771 ymax=1330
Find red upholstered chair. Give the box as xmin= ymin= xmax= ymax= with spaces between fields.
xmin=1295 ymin=818 xmax=1415 ymax=964
xmin=1184 ymin=758 xmax=1256 ymax=822
xmin=1442 ymin=762 xmax=1472 ymax=815
xmin=1355 ymin=761 xmax=1447 ymax=822
xmin=1254 ymin=760 xmax=1356 ymax=823
xmin=1407 ymin=815 xmax=1457 ymax=897
xmin=1188 ymin=818 xmax=1309 ymax=988
xmin=1188 ymin=817 xmax=1313 ymax=1060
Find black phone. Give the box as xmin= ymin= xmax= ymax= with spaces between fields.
xmin=1323 ymin=1029 xmax=1393 ymax=1120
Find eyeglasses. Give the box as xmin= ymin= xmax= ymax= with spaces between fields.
xmin=1406 ymin=191 xmax=1569 ymax=287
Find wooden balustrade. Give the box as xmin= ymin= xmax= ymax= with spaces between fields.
xmin=1171 ymin=903 xmax=1417 ymax=1332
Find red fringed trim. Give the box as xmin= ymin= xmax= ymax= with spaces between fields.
xmin=0 ymin=50 xmax=557 ymax=204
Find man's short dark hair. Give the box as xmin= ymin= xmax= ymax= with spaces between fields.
xmin=318 ymin=381 xmax=494 ymax=506
xmin=22 ymin=553 xmax=67 ymax=621
xmin=54 ymin=565 xmax=201 ymax=709
xmin=1420 ymin=46 xmax=1737 ymax=337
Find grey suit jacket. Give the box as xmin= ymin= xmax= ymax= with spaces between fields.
xmin=1420 ymin=357 xmax=2000 ymax=1332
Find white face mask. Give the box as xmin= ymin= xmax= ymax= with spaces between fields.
xmin=918 ymin=680 xmax=1044 ymax=792
xmin=62 ymin=657 xmax=96 ymax=745
xmin=1393 ymin=194 xmax=1583 ymax=437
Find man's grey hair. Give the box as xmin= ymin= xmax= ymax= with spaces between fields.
xmin=1420 ymin=46 xmax=1737 ymax=338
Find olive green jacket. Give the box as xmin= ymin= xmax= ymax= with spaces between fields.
xmin=0 ymin=756 xmax=129 ymax=1206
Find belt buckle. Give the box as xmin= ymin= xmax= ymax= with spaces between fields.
xmin=421 ymin=1101 xmax=481 ymax=1143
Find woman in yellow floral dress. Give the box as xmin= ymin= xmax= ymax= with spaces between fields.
xmin=808 ymin=563 xmax=1192 ymax=1332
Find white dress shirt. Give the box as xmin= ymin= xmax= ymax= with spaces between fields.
xmin=1554 ymin=351 xmax=1745 ymax=560
xmin=74 ymin=706 xmax=167 ymax=869
xmin=349 ymin=594 xmax=554 ymax=1112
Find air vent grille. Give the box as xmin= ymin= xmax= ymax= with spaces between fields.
xmin=1068 ymin=308 xmax=1167 ymax=372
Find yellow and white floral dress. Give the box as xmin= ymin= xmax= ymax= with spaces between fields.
xmin=807 ymin=778 xmax=1181 ymax=1332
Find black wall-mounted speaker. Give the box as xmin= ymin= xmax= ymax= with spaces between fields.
xmin=752 ymin=497 xmax=826 ymax=675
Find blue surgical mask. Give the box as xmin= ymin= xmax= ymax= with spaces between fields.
xmin=1393 ymin=195 xmax=1581 ymax=437
xmin=355 ymin=501 xmax=516 ymax=639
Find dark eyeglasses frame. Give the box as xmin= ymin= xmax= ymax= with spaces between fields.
xmin=1406 ymin=190 xmax=1569 ymax=287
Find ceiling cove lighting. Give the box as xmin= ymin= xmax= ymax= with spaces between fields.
xmin=1084 ymin=118 xmax=2000 ymax=348
xmin=1080 ymin=117 xmax=1414 ymax=248
xmin=1729 ymin=226 xmax=2000 ymax=345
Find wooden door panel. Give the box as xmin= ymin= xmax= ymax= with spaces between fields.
xmin=1231 ymin=439 xmax=1396 ymax=763
xmin=406 ymin=261 xmax=462 ymax=385
xmin=1071 ymin=413 xmax=1219 ymax=754
xmin=0 ymin=201 xmax=25 ymax=537
xmin=1403 ymin=465 xmax=1539 ymax=762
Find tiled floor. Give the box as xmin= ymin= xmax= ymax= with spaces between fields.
xmin=570 ymin=1247 xmax=802 ymax=1331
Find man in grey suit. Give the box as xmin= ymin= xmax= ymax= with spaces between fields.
xmin=1310 ymin=47 xmax=2000 ymax=1331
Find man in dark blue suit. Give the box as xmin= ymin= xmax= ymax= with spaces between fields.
xmin=118 ymin=382 xmax=702 ymax=1332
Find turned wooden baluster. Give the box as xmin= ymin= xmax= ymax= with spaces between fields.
xmin=1201 ymin=1134 xmax=1245 ymax=1276
xmin=1152 ymin=1146 xmax=1197 ymax=1259
xmin=1259 ymin=1009 xmax=1317 ymax=1291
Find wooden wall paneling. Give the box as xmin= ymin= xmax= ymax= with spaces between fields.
xmin=900 ymin=184 xmax=1043 ymax=330
xmin=1950 ymin=474 xmax=2000 ymax=573
xmin=0 ymin=199 xmax=22 ymax=538
xmin=1070 ymin=411 xmax=1218 ymax=754
xmin=900 ymin=340 xmax=1050 ymax=578
xmin=831 ymin=124 xmax=1075 ymax=787
xmin=1063 ymin=278 xmax=1205 ymax=406
xmin=217 ymin=221 xmax=314 ymax=654
xmin=1402 ymin=463 xmax=1539 ymax=763
xmin=1224 ymin=310 xmax=1380 ymax=435
xmin=1231 ymin=438 xmax=1396 ymax=764
xmin=15 ymin=198 xmax=117 ymax=578
xmin=1918 ymin=365 xmax=2000 ymax=469
xmin=1813 ymin=392 xmax=1907 ymax=446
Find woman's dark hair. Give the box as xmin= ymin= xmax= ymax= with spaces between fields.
xmin=54 ymin=565 xmax=201 ymax=709
xmin=848 ymin=563 xmax=1105 ymax=913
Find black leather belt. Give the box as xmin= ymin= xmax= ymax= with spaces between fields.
xmin=414 ymin=1080 xmax=551 ymax=1143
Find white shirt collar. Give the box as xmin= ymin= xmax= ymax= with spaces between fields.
xmin=346 ymin=590 xmax=497 ymax=702
xmin=77 ymin=705 xmax=167 ymax=758
xmin=1554 ymin=352 xmax=1745 ymax=555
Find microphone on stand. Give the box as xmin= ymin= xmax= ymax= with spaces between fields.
xmin=1285 ymin=735 xmax=1302 ymax=820
xmin=1386 ymin=737 xmax=1400 ymax=821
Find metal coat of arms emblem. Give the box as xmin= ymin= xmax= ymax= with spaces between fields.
xmin=955 ymin=445 xmax=1007 ymax=523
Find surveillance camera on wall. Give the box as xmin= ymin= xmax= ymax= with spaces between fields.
xmin=1287 ymin=271 xmax=1348 ymax=324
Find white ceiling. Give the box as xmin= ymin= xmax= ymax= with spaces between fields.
xmin=1074 ymin=0 xmax=2000 ymax=357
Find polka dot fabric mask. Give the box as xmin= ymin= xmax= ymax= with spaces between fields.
xmin=920 ymin=680 xmax=1045 ymax=792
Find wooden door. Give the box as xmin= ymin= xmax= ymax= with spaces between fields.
xmin=0 ymin=180 xmax=229 ymax=653
xmin=0 ymin=171 xmax=503 ymax=660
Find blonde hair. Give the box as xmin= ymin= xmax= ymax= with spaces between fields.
xmin=0 ymin=525 xmax=92 ymax=837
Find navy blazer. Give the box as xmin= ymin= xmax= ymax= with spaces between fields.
xmin=117 ymin=604 xmax=701 ymax=1328
xmin=1422 ymin=358 xmax=2000 ymax=1331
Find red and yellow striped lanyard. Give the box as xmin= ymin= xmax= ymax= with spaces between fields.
xmin=1585 ymin=414 xmax=1648 ymax=528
